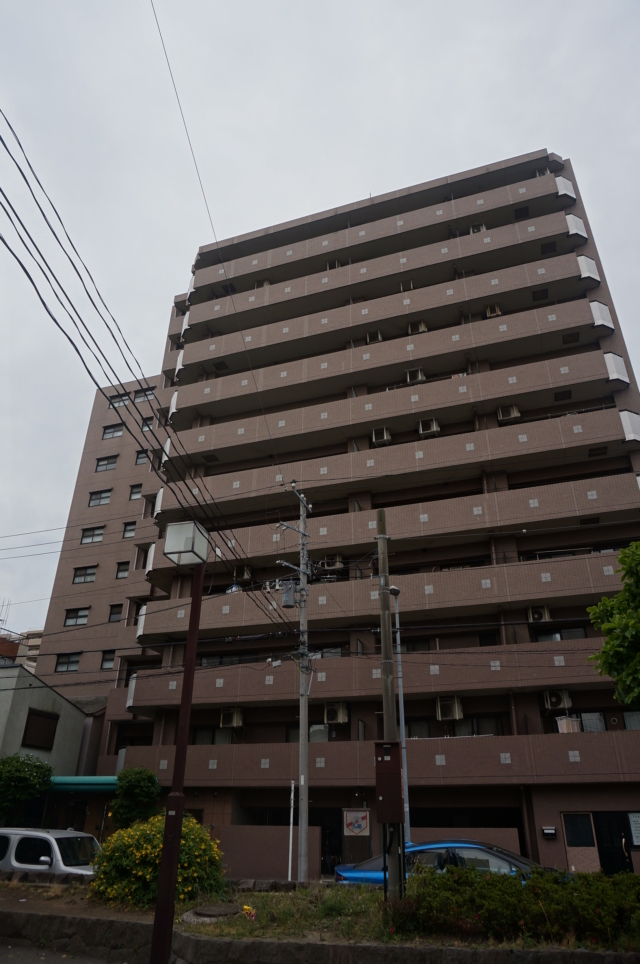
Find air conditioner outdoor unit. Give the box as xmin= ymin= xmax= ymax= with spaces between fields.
xmin=497 ymin=404 xmax=521 ymax=423
xmin=436 ymin=696 xmax=464 ymax=721
xmin=408 ymin=320 xmax=428 ymax=336
xmin=544 ymin=689 xmax=572 ymax=711
xmin=366 ymin=330 xmax=383 ymax=345
xmin=220 ymin=707 xmax=243 ymax=728
xmin=372 ymin=426 xmax=392 ymax=446
xmin=485 ymin=303 xmax=502 ymax=318
xmin=528 ymin=606 xmax=551 ymax=624
xmin=418 ymin=418 xmax=440 ymax=439
xmin=406 ymin=368 xmax=426 ymax=385
xmin=319 ymin=554 xmax=345 ymax=570
xmin=233 ymin=565 xmax=252 ymax=583
xmin=325 ymin=702 xmax=349 ymax=724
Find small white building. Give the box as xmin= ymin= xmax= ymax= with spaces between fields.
xmin=0 ymin=665 xmax=86 ymax=775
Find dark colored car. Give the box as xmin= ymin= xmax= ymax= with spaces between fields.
xmin=335 ymin=839 xmax=539 ymax=884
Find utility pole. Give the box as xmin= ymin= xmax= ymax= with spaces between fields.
xmin=390 ymin=586 xmax=411 ymax=846
xmin=375 ymin=508 xmax=401 ymax=898
xmin=278 ymin=481 xmax=311 ymax=884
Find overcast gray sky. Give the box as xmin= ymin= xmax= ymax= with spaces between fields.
xmin=2 ymin=0 xmax=640 ymax=634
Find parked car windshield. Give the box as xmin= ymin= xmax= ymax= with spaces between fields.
xmin=57 ymin=835 xmax=99 ymax=867
xmin=353 ymin=854 xmax=384 ymax=871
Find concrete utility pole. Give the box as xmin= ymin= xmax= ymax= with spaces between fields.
xmin=278 ymin=482 xmax=311 ymax=884
xmin=375 ymin=508 xmax=401 ymax=898
xmin=390 ymin=586 xmax=411 ymax=846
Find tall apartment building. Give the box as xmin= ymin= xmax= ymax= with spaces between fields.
xmin=38 ymin=149 xmax=640 ymax=876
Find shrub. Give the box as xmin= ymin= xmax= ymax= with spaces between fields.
xmin=386 ymin=866 xmax=640 ymax=947
xmin=110 ymin=766 xmax=160 ymax=829
xmin=0 ymin=754 xmax=52 ymax=818
xmin=90 ymin=813 xmax=224 ymax=908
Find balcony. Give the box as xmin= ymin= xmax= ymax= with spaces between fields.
xmin=145 ymin=472 xmax=640 ymax=588
xmin=174 ymin=250 xmax=597 ymax=349
xmin=100 ymin=731 xmax=640 ymax=787
xmin=148 ymin=407 xmax=632 ymax=520
xmin=159 ymin=350 xmax=614 ymax=466
xmin=119 ymin=638 xmax=608 ymax=717
xmin=189 ymin=172 xmax=569 ymax=300
xmin=160 ymin=299 xmax=609 ymax=419
xmin=140 ymin=553 xmax=623 ymax=639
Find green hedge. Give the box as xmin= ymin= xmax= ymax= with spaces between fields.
xmin=386 ymin=866 xmax=640 ymax=947
xmin=90 ymin=813 xmax=224 ymax=908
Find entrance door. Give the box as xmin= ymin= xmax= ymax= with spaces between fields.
xmin=592 ymin=812 xmax=633 ymax=875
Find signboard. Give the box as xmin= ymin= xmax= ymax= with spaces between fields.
xmin=629 ymin=813 xmax=640 ymax=846
xmin=343 ymin=809 xmax=370 ymax=837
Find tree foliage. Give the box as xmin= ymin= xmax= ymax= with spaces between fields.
xmin=90 ymin=813 xmax=224 ymax=907
xmin=588 ymin=542 xmax=640 ymax=707
xmin=0 ymin=753 xmax=53 ymax=817
xmin=110 ymin=766 xmax=160 ymax=829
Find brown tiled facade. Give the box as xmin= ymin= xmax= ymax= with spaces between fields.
xmin=39 ymin=150 xmax=640 ymax=875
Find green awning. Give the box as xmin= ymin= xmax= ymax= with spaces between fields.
xmin=50 ymin=776 xmax=117 ymax=794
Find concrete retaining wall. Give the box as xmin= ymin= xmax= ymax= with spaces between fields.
xmin=1 ymin=909 xmax=640 ymax=964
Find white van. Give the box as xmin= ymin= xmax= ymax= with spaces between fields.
xmin=0 ymin=829 xmax=99 ymax=878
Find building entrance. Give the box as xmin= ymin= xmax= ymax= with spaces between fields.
xmin=592 ymin=812 xmax=633 ymax=875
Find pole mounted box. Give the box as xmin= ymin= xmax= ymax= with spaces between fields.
xmin=374 ymin=741 xmax=404 ymax=824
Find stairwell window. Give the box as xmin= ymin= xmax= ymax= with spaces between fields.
xmin=89 ymin=489 xmax=111 ymax=507
xmin=134 ymin=388 xmax=155 ymax=404
xmin=55 ymin=653 xmax=81 ymax=673
xmin=73 ymin=566 xmax=97 ymax=584
xmin=135 ymin=451 xmax=148 ymax=465
xmin=142 ymin=417 xmax=153 ymax=432
xmin=64 ymin=608 xmax=89 ymax=627
xmin=109 ymin=393 xmax=129 ymax=408
xmin=109 ymin=604 xmax=123 ymax=623
xmin=101 ymin=651 xmax=115 ymax=670
xmin=129 ymin=484 xmax=142 ymax=501
xmin=96 ymin=456 xmax=118 ymax=472
xmin=123 ymin=522 xmax=136 ymax=539
xmin=116 ymin=562 xmax=129 ymax=579
xmin=81 ymin=526 xmax=104 ymax=544
xmin=102 ymin=424 xmax=123 ymax=439
xmin=532 ymin=289 xmax=549 ymax=302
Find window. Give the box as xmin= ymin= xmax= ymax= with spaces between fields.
xmin=109 ymin=393 xmax=129 ymax=408
xmin=454 ymin=716 xmax=503 ymax=737
xmin=134 ymin=388 xmax=155 ymax=404
xmin=116 ymin=562 xmax=129 ymax=579
xmin=478 ymin=633 xmax=498 ymax=647
xmin=81 ymin=526 xmax=104 ymax=544
xmin=287 ymin=725 xmax=300 ymax=743
xmin=581 ymin=712 xmax=606 ymax=733
xmin=64 ymin=608 xmax=89 ymax=627
xmin=96 ymin=456 xmax=117 ymax=472
xmin=135 ymin=450 xmax=148 ymax=465
xmin=214 ymin=728 xmax=232 ymax=745
xmin=563 ymin=332 xmax=580 ymax=345
xmin=537 ymin=627 xmax=586 ymax=642
xmin=192 ymin=727 xmax=214 ymax=745
xmin=589 ymin=447 xmax=608 ymax=458
xmin=15 ymin=837 xmax=52 ymax=866
xmin=89 ymin=489 xmax=111 ymax=507
xmin=410 ymin=849 xmax=448 ymax=871
xmin=129 ymin=484 xmax=142 ymax=500
xmin=57 ymin=836 xmax=98 ymax=867
xmin=514 ymin=206 xmax=530 ymax=220
xmin=101 ymin=650 xmax=115 ymax=670
xmin=406 ymin=720 xmax=430 ymax=739
xmin=123 ymin=522 xmax=136 ymax=539
xmin=22 ymin=709 xmax=59 ymax=750
xmin=55 ymin=652 xmax=81 ymax=673
xmin=454 ymin=847 xmax=512 ymax=874
xmin=563 ymin=813 xmax=595 ymax=848
xmin=73 ymin=565 xmax=97 ymax=584
xmin=142 ymin=417 xmax=153 ymax=432
xmin=532 ymin=289 xmax=549 ymax=302
xmin=102 ymin=424 xmax=123 ymax=439
xmin=541 ymin=241 xmax=557 ymax=256
xmin=109 ymin=604 xmax=123 ymax=623
xmin=624 ymin=711 xmax=640 ymax=730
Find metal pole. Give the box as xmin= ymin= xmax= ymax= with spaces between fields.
xmin=288 ymin=780 xmax=295 ymax=882
xmin=391 ymin=589 xmax=411 ymax=846
xmin=375 ymin=508 xmax=400 ymax=899
xmin=150 ymin=561 xmax=205 ymax=964
xmin=297 ymin=493 xmax=309 ymax=884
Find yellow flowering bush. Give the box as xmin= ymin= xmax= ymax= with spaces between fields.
xmin=90 ymin=813 xmax=224 ymax=908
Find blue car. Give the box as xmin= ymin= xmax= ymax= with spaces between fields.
xmin=335 ymin=839 xmax=539 ymax=885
